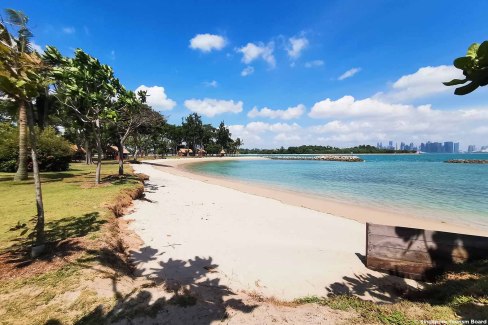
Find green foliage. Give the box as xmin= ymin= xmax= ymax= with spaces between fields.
xmin=444 ymin=40 xmax=488 ymax=95
xmin=0 ymin=123 xmax=72 ymax=172
xmin=240 ymin=145 xmax=414 ymax=155
xmin=0 ymin=122 xmax=18 ymax=171
xmin=36 ymin=127 xmax=73 ymax=171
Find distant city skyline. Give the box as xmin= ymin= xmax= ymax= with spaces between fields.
xmin=376 ymin=140 xmax=488 ymax=153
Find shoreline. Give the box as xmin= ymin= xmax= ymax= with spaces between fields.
xmin=147 ymin=156 xmax=488 ymax=236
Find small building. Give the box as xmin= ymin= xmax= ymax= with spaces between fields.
xmin=106 ymin=146 xmax=130 ymax=160
xmin=197 ymin=149 xmax=207 ymax=157
xmin=178 ymin=148 xmax=193 ymax=157
xmin=220 ymin=149 xmax=226 ymax=157
xmin=71 ymin=144 xmax=86 ymax=161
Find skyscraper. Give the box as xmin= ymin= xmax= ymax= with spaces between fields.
xmin=454 ymin=143 xmax=460 ymax=153
xmin=444 ymin=142 xmax=454 ymax=153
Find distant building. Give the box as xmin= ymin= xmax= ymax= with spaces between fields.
xmin=454 ymin=143 xmax=460 ymax=153
xmin=444 ymin=141 xmax=454 ymax=153
xmin=468 ymin=145 xmax=477 ymax=153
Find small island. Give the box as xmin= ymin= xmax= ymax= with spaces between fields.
xmin=445 ymin=159 xmax=488 ymax=164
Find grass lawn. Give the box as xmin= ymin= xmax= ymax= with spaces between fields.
xmin=0 ymin=161 xmax=144 ymax=324
xmin=0 ymin=162 xmax=140 ymax=252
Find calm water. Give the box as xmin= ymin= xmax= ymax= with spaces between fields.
xmin=188 ymin=154 xmax=488 ymax=229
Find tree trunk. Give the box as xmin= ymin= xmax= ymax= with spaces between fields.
xmin=85 ymin=139 xmax=92 ymax=164
xmin=14 ymin=101 xmax=28 ymax=181
xmin=26 ymin=104 xmax=45 ymax=256
xmin=117 ymin=140 xmax=124 ymax=175
xmin=93 ymin=122 xmax=103 ymax=184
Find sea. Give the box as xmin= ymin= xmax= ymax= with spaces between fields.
xmin=187 ymin=154 xmax=488 ymax=229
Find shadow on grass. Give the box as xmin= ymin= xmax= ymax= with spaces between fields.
xmin=3 ymin=212 xmax=105 ymax=260
xmin=325 ymin=259 xmax=488 ymax=321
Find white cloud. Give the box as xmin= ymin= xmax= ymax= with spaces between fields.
xmin=229 ymin=122 xmax=302 ymax=147
xmin=237 ymin=42 xmax=275 ymax=68
xmin=375 ymin=65 xmax=463 ymax=102
xmin=307 ymin=94 xmax=488 ymax=147
xmin=184 ymin=98 xmax=243 ymax=117
xmin=248 ymin=104 xmax=305 ymax=120
xmin=241 ymin=66 xmax=255 ymax=77
xmin=189 ymin=34 xmax=226 ymax=52
xmin=110 ymin=50 xmax=115 ymax=60
xmin=31 ymin=41 xmax=43 ymax=53
xmin=338 ymin=67 xmax=361 ymax=80
xmin=305 ymin=60 xmax=324 ymax=68
xmin=135 ymin=85 xmax=176 ymax=111
xmin=62 ymin=27 xmax=75 ymax=34
xmin=309 ymin=95 xmax=412 ymax=119
xmin=287 ymin=36 xmax=308 ymax=59
xmin=246 ymin=121 xmax=301 ymax=133
xmin=203 ymin=80 xmax=218 ymax=88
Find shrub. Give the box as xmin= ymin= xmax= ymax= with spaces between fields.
xmin=0 ymin=123 xmax=73 ymax=172
xmin=37 ymin=127 xmax=73 ymax=171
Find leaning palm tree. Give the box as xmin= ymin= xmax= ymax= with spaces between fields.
xmin=0 ymin=9 xmax=37 ymax=181
xmin=0 ymin=9 xmax=48 ymax=255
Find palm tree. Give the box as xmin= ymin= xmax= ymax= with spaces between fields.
xmin=0 ymin=9 xmax=38 ymax=181
xmin=0 ymin=9 xmax=48 ymax=255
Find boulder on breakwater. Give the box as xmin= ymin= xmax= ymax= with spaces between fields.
xmin=445 ymin=159 xmax=488 ymax=164
xmin=269 ymin=155 xmax=364 ymax=162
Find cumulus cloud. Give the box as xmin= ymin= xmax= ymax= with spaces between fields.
xmin=375 ymin=65 xmax=463 ymax=102
xmin=189 ymin=34 xmax=226 ymax=52
xmin=241 ymin=66 xmax=254 ymax=77
xmin=237 ymin=42 xmax=275 ymax=68
xmin=229 ymin=122 xmax=302 ymax=147
xmin=184 ymin=98 xmax=243 ymax=117
xmin=287 ymin=36 xmax=308 ymax=59
xmin=247 ymin=104 xmax=305 ymax=120
xmin=305 ymin=60 xmax=324 ymax=68
xmin=338 ymin=67 xmax=361 ymax=80
xmin=135 ymin=85 xmax=176 ymax=111
xmin=309 ymin=95 xmax=411 ymax=119
xmin=307 ymin=94 xmax=488 ymax=147
xmin=231 ymin=64 xmax=487 ymax=148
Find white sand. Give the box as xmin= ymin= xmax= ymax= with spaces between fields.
xmin=126 ymin=160 xmax=418 ymax=301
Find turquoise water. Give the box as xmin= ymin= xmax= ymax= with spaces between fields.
xmin=188 ymin=154 xmax=488 ymax=229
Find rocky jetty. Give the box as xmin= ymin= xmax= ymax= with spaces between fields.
xmin=269 ymin=155 xmax=364 ymax=162
xmin=445 ymin=159 xmax=488 ymax=164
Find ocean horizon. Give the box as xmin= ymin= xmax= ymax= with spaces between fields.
xmin=188 ymin=153 xmax=488 ymax=229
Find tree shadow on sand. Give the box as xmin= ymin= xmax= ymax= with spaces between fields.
xmin=50 ymin=245 xmax=257 ymax=324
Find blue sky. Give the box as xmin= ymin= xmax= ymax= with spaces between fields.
xmin=5 ymin=0 xmax=488 ymax=149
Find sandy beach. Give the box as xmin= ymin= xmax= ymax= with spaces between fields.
xmin=124 ymin=156 xmax=487 ymax=304
xmin=149 ymin=156 xmax=488 ymax=236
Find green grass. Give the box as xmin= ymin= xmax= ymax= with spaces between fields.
xmin=0 ymin=161 xmax=143 ymax=324
xmin=0 ymin=162 xmax=140 ymax=252
xmin=295 ymin=260 xmax=488 ymax=324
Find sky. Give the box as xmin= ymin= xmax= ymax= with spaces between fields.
xmin=5 ymin=0 xmax=488 ymax=149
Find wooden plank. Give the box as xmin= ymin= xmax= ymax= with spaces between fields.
xmin=365 ymin=223 xmax=488 ymax=281
xmin=367 ymin=224 xmax=488 ymax=249
xmin=367 ymin=244 xmax=433 ymax=264
xmin=367 ymin=235 xmax=488 ymax=261
xmin=366 ymin=244 xmax=488 ymax=264
xmin=366 ymin=256 xmax=441 ymax=281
